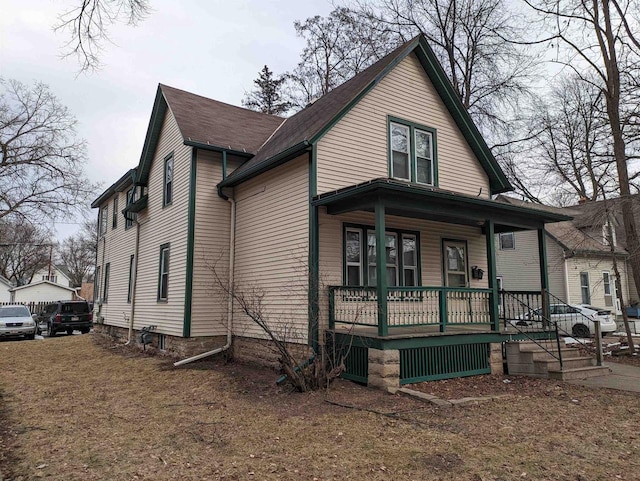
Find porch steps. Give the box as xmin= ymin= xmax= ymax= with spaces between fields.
xmin=506 ymin=341 xmax=611 ymax=380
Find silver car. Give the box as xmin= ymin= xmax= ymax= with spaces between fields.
xmin=510 ymin=304 xmax=617 ymax=338
xmin=0 ymin=305 xmax=37 ymax=340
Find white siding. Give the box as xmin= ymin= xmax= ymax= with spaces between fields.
xmin=0 ymin=285 xmax=11 ymax=303
xmin=566 ymin=256 xmax=631 ymax=310
xmin=316 ymin=53 xmax=491 ymax=197
xmin=318 ymin=208 xmax=488 ymax=331
xmin=190 ymin=152 xmax=245 ymax=337
xmin=233 ymin=155 xmax=309 ymax=343
xmin=12 ymin=283 xmax=75 ymax=303
xmin=95 ymin=188 xmax=137 ymax=328
xmin=134 ymin=109 xmax=191 ymax=336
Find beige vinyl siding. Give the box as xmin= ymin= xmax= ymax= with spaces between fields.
xmin=495 ymin=230 xmax=566 ymax=299
xmin=233 ymin=155 xmax=309 ymax=343
xmin=316 ymin=52 xmax=490 ymax=197
xmin=566 ymin=256 xmax=631 ymax=309
xmin=190 ymin=151 xmax=245 ymax=337
xmin=95 ymin=189 xmax=137 ymax=328
xmin=318 ymin=208 xmax=488 ymax=331
xmin=134 ymin=109 xmax=191 ymax=336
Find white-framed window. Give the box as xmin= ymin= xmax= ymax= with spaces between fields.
xmin=344 ymin=225 xmax=419 ymax=287
xmin=98 ymin=206 xmax=108 ymax=237
xmin=443 ymin=240 xmax=468 ymax=287
xmin=603 ymin=271 xmax=611 ymax=296
xmin=94 ymin=266 xmax=101 ymax=302
xmin=602 ymin=221 xmax=616 ymax=246
xmin=389 ymin=117 xmax=436 ymax=186
xmin=499 ymin=232 xmax=515 ymax=250
xmin=580 ymin=272 xmax=590 ymax=304
xmin=42 ymin=275 xmax=57 ymax=283
xmin=164 ymin=155 xmax=174 ymax=206
xmin=158 ymin=244 xmax=170 ymax=301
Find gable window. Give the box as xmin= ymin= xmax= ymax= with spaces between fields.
xmin=389 ymin=117 xmax=437 ymax=186
xmin=125 ymin=187 xmax=136 ymax=229
xmin=580 ymin=272 xmax=590 ymax=304
xmin=42 ymin=274 xmax=57 ymax=283
xmin=158 ymin=243 xmax=170 ymax=301
xmin=344 ymin=224 xmax=419 ymax=287
xmin=164 ymin=155 xmax=174 ymax=207
xmin=499 ymin=232 xmax=515 ymax=250
xmin=103 ymin=263 xmax=110 ymax=303
xmin=443 ymin=240 xmax=468 ymax=287
xmin=127 ymin=255 xmax=135 ymax=303
xmin=98 ymin=206 xmax=108 ymax=237
xmin=112 ymin=197 xmax=119 ymax=229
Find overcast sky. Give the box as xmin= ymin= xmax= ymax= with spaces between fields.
xmin=1 ymin=0 xmax=334 ymax=239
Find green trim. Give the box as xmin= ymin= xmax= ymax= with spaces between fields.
xmin=157 ymin=243 xmax=170 ymax=303
xmin=127 ymin=254 xmax=135 ymax=304
xmin=103 ymin=262 xmax=110 ymax=303
xmin=183 ymin=140 xmax=253 ymax=159
xmin=387 ymin=116 xmax=438 ymax=187
xmin=137 ymin=87 xmax=168 ymax=185
xmin=308 ymin=146 xmax=319 ymax=352
xmin=538 ymin=228 xmax=549 ymax=291
xmin=341 ymin=222 xmax=421 ymax=287
xmin=183 ymin=148 xmax=197 ymax=337
xmin=222 ymin=150 xmax=227 ymax=181
xmin=91 ymin=168 xmax=136 ymax=208
xmin=333 ymin=329 xmax=555 ymax=351
xmin=485 ymin=220 xmax=499 ymax=331
xmin=219 ymin=141 xmax=311 ymax=187
xmin=162 ymin=152 xmax=174 ymax=208
xmin=375 ymin=199 xmax=388 ymax=336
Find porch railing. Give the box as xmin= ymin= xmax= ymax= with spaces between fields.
xmin=329 ymin=286 xmax=494 ymax=332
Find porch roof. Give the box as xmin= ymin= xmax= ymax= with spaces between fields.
xmin=312 ymin=178 xmax=572 ymax=232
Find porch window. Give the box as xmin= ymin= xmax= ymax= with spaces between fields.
xmin=499 ymin=232 xmax=515 ymax=250
xmin=388 ymin=117 xmax=437 ymax=186
xmin=580 ymin=272 xmax=590 ymax=304
xmin=343 ymin=224 xmax=419 ymax=287
xmin=443 ymin=240 xmax=468 ymax=287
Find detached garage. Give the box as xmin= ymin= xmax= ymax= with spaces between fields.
xmin=10 ymin=281 xmax=78 ymax=303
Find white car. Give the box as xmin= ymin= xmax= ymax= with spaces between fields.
xmin=0 ymin=305 xmax=38 ymax=340
xmin=509 ymin=304 xmax=616 ymax=338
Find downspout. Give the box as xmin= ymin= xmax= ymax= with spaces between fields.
xmin=126 ymin=215 xmax=141 ymax=344
xmin=563 ymin=254 xmax=571 ymax=304
xmin=174 ymin=155 xmax=235 ymax=366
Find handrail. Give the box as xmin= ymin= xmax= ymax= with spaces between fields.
xmin=545 ymin=291 xmax=599 ymax=358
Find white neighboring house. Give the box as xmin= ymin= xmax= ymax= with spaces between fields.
xmin=32 ymin=265 xmax=73 ymax=287
xmin=9 ymin=281 xmax=78 ymax=303
xmin=0 ymin=275 xmax=13 ymax=303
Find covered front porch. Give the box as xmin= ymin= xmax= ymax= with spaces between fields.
xmin=311 ymin=179 xmax=570 ymax=386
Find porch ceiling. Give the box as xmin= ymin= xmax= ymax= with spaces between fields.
xmin=312 ymin=178 xmax=572 ymax=231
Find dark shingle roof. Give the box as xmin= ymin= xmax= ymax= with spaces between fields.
xmin=160 ymin=84 xmax=284 ymax=155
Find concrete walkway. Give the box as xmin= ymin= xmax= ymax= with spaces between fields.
xmin=567 ymin=362 xmax=640 ymax=393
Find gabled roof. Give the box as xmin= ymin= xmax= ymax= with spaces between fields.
xmin=498 ymin=195 xmax=627 ymax=255
xmin=9 ymin=280 xmax=77 ymax=293
xmin=0 ymin=275 xmax=12 ymax=288
xmin=91 ymin=168 xmax=137 ymax=208
xmin=222 ymin=35 xmax=512 ymax=195
xmin=135 ymin=84 xmax=284 ymax=184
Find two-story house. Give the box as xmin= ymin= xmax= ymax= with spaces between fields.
xmin=92 ymin=35 xmax=570 ymax=389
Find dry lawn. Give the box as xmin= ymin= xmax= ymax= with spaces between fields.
xmin=1 ymin=334 xmax=639 ymax=481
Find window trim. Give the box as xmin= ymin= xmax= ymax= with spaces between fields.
xmin=112 ymin=196 xmax=118 ymax=229
xmin=157 ymin=243 xmax=170 ymax=302
xmin=387 ymin=116 xmax=438 ymax=186
xmin=499 ymin=232 xmax=515 ymax=250
xmin=580 ymin=271 xmax=590 ymax=304
xmin=603 ymin=271 xmax=611 ymax=296
xmin=94 ymin=266 xmax=101 ymax=302
xmin=98 ymin=206 xmax=108 ymax=237
xmin=163 ymin=153 xmax=174 ymax=207
xmin=342 ymin=223 xmax=421 ymax=287
xmin=103 ymin=263 xmax=110 ymax=303
xmin=442 ymin=238 xmax=470 ymax=288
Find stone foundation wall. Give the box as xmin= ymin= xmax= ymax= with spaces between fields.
xmin=94 ymin=324 xmax=228 ymax=359
xmin=232 ymin=336 xmax=314 ymax=369
xmin=490 ymin=342 xmax=504 ymax=375
xmin=367 ymin=348 xmax=400 ymax=391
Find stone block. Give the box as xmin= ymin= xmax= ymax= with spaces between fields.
xmin=368 ymin=375 xmax=399 ymax=391
xmin=368 ymin=362 xmax=400 ymax=379
xmin=368 ymin=348 xmax=399 ymax=365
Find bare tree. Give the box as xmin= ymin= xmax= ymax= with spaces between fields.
xmin=0 ymin=79 xmax=96 ymax=223
xmin=57 ymin=225 xmax=96 ymax=287
xmin=523 ymin=0 xmax=640 ymax=325
xmin=0 ymin=218 xmax=53 ymax=286
xmin=55 ymin=0 xmax=151 ymax=73
xmin=242 ymin=66 xmax=291 ymax=115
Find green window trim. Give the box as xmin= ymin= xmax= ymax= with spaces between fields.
xmin=112 ymin=196 xmax=118 ymax=229
xmin=103 ymin=263 xmax=110 ymax=303
xmin=157 ymin=243 xmax=170 ymax=302
xmin=127 ymin=254 xmax=135 ymax=304
xmin=388 ymin=115 xmax=438 ymax=187
xmin=342 ymin=222 xmax=421 ymax=287
xmin=163 ymin=153 xmax=174 ymax=208
xmin=125 ymin=187 xmax=136 ymax=230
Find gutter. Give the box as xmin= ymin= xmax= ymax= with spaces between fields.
xmin=174 ymin=160 xmax=236 ymax=366
xmin=126 ymin=216 xmax=141 ymax=344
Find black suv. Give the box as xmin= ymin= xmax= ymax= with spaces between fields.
xmin=38 ymin=300 xmax=93 ymax=337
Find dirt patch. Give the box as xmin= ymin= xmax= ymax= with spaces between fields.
xmin=1 ymin=335 xmax=639 ymax=481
